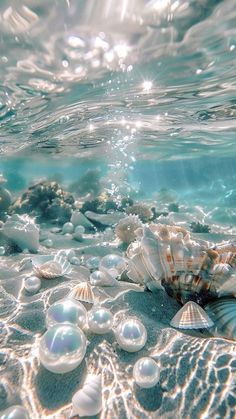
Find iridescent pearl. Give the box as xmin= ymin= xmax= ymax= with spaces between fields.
xmin=46 ymin=299 xmax=87 ymax=329
xmin=62 ymin=222 xmax=74 ymax=234
xmin=39 ymin=324 xmax=87 ymax=373
xmin=70 ymin=256 xmax=80 ymax=265
xmin=1 ymin=405 xmax=29 ymax=419
xmin=43 ymin=239 xmax=53 ymax=248
xmin=75 ymin=225 xmax=85 ymax=235
xmin=24 ymin=276 xmax=41 ymax=293
xmin=115 ymin=318 xmax=147 ymax=352
xmin=88 ymin=307 xmax=113 ymax=334
xmin=133 ymin=357 xmax=160 ymax=388
xmin=0 ymin=246 xmax=5 ymax=255
xmin=86 ymin=256 xmax=100 ymax=270
xmin=99 ymin=254 xmax=126 ymax=274
xmin=89 ymin=270 xmax=106 ymax=286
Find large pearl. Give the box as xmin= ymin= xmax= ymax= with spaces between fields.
xmin=89 ymin=270 xmax=107 ymax=286
xmin=99 ymin=254 xmax=126 ymax=274
xmin=1 ymin=405 xmax=29 ymax=419
xmin=133 ymin=357 xmax=160 ymax=388
xmin=46 ymin=299 xmax=87 ymax=329
xmin=62 ymin=222 xmax=74 ymax=234
xmin=86 ymin=256 xmax=100 ymax=270
xmin=88 ymin=307 xmax=113 ymax=334
xmin=24 ymin=276 xmax=41 ymax=293
xmin=115 ymin=318 xmax=147 ymax=352
xmin=39 ymin=324 xmax=87 ymax=373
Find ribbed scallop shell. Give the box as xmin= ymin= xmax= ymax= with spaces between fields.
xmin=70 ymin=282 xmax=94 ymax=304
xmin=205 ymin=298 xmax=236 ymax=340
xmin=170 ymin=301 xmax=214 ymax=329
xmin=71 ymin=374 xmax=102 ymax=417
xmin=33 ymin=253 xmax=71 ymax=279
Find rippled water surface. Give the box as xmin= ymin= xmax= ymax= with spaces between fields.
xmin=1 ymin=1 xmax=236 ymax=418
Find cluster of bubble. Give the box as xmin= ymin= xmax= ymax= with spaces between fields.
xmin=62 ymin=220 xmax=86 ymax=241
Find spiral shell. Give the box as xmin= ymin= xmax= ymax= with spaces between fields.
xmin=71 ymin=374 xmax=102 ymax=417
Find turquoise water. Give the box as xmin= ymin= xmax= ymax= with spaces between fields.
xmin=1 ymin=1 xmax=236 ymax=418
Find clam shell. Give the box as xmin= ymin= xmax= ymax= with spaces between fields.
xmin=33 ymin=253 xmax=71 ymax=279
xmin=170 ymin=301 xmax=214 ymax=329
xmin=70 ymin=282 xmax=94 ymax=304
xmin=205 ymin=298 xmax=236 ymax=340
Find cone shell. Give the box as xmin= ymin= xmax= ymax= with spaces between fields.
xmin=70 ymin=282 xmax=94 ymax=304
xmin=170 ymin=301 xmax=214 ymax=329
xmin=71 ymin=374 xmax=102 ymax=417
xmin=205 ymin=298 xmax=236 ymax=340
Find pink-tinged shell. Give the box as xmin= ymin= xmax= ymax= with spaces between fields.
xmin=33 ymin=253 xmax=71 ymax=279
xmin=70 ymin=282 xmax=94 ymax=304
xmin=170 ymin=301 xmax=214 ymax=329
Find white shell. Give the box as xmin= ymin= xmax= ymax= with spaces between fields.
xmin=70 ymin=210 xmax=94 ymax=229
xmin=33 ymin=253 xmax=71 ymax=279
xmin=69 ymin=282 xmax=94 ymax=303
xmin=2 ymin=214 xmax=40 ymax=252
xmin=85 ymin=210 xmax=125 ymax=226
xmin=170 ymin=301 xmax=214 ymax=329
xmin=71 ymin=374 xmax=102 ymax=417
xmin=205 ymin=298 xmax=236 ymax=340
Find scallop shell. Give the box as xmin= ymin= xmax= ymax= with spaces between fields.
xmin=33 ymin=253 xmax=71 ymax=279
xmin=71 ymin=374 xmax=102 ymax=417
xmin=170 ymin=301 xmax=214 ymax=329
xmin=205 ymin=298 xmax=236 ymax=340
xmin=70 ymin=282 xmax=94 ymax=304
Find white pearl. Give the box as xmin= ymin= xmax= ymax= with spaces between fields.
xmin=70 ymin=256 xmax=80 ymax=265
xmin=46 ymin=299 xmax=87 ymax=329
xmin=0 ymin=246 xmax=5 ymax=255
xmin=62 ymin=222 xmax=74 ymax=234
xmin=90 ymin=270 xmax=107 ymax=286
xmin=24 ymin=276 xmax=41 ymax=293
xmin=86 ymin=256 xmax=100 ymax=270
xmin=67 ymin=249 xmax=76 ymax=261
xmin=133 ymin=357 xmax=160 ymax=388
xmin=88 ymin=307 xmax=113 ymax=334
xmin=39 ymin=324 xmax=87 ymax=373
xmin=75 ymin=225 xmax=85 ymax=235
xmin=115 ymin=318 xmax=147 ymax=352
xmin=1 ymin=405 xmax=29 ymax=419
xmin=43 ymin=239 xmax=53 ymax=248
xmin=99 ymin=254 xmax=126 ymax=274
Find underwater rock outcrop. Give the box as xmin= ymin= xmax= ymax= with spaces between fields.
xmin=9 ymin=181 xmax=75 ymax=224
xmin=2 ymin=214 xmax=40 ymax=252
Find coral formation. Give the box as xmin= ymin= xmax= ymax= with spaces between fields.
xmin=190 ymin=221 xmax=211 ymax=233
xmin=9 ymin=181 xmax=75 ymax=224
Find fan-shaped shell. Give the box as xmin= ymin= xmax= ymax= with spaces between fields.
xmin=205 ymin=298 xmax=236 ymax=340
xmin=170 ymin=301 xmax=214 ymax=329
xmin=33 ymin=253 xmax=71 ymax=279
xmin=71 ymin=374 xmax=102 ymax=417
xmin=70 ymin=282 xmax=94 ymax=304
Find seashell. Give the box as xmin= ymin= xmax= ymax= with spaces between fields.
xmin=71 ymin=374 xmax=102 ymax=417
xmin=69 ymin=282 xmax=94 ymax=304
xmin=125 ymin=203 xmax=153 ymax=222
xmin=205 ymin=298 xmax=236 ymax=340
xmin=70 ymin=210 xmax=95 ymax=230
xmin=90 ymin=268 xmax=119 ymax=287
xmin=115 ymin=214 xmax=143 ymax=244
xmin=85 ymin=210 xmax=125 ymax=226
xmin=33 ymin=253 xmax=71 ymax=279
xmin=2 ymin=214 xmax=40 ymax=253
xmin=170 ymin=301 xmax=214 ymax=329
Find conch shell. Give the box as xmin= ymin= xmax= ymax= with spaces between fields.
xmin=71 ymin=374 xmax=102 ymax=417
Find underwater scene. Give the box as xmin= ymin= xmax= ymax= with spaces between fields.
xmin=1 ymin=1 xmax=236 ymax=418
